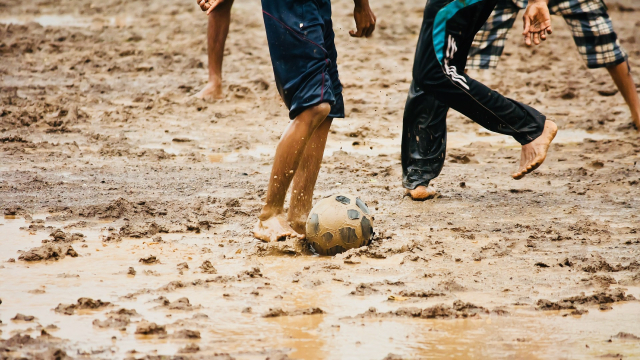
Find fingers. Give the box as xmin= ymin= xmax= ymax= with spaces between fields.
xmin=206 ymin=0 xmax=224 ymax=15
xmin=198 ymin=0 xmax=212 ymax=12
xmin=533 ymin=31 xmax=540 ymax=45
xmin=363 ymin=23 xmax=374 ymax=37
xmin=367 ymin=21 xmax=376 ymax=37
xmin=349 ymin=29 xmax=362 ymax=38
xmin=522 ymin=15 xmax=531 ymax=36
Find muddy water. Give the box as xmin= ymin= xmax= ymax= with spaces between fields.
xmin=134 ymin=127 xmax=614 ymax=163
xmin=2 ymin=217 xmax=639 ymax=359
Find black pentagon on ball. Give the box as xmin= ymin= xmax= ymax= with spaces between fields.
xmin=361 ymin=216 xmax=373 ymax=243
xmin=339 ymin=227 xmax=358 ymax=244
xmin=322 ymin=232 xmax=333 ymax=245
xmin=356 ymin=198 xmax=370 ymax=215
xmin=308 ymin=213 xmax=320 ymax=236
xmin=347 ymin=209 xmax=360 ymax=220
xmin=335 ymin=195 xmax=351 ymax=205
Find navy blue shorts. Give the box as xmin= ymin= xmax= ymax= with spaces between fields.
xmin=261 ymin=0 xmax=345 ymax=120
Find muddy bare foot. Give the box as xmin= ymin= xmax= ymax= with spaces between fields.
xmin=405 ymin=185 xmax=438 ymax=201
xmin=288 ymin=218 xmax=307 ymax=238
xmin=254 ymin=215 xmax=303 ymax=242
xmin=512 ymin=121 xmax=558 ymax=180
xmin=193 ymin=82 xmax=223 ymax=101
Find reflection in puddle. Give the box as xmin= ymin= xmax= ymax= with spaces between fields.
xmin=1 ymin=217 xmax=638 ymax=359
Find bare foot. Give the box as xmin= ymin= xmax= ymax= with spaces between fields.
xmin=632 ymin=115 xmax=640 ymax=132
xmin=288 ymin=218 xmax=307 ymax=238
xmin=405 ymin=185 xmax=438 ymax=201
xmin=193 ymin=81 xmax=223 ymax=101
xmin=512 ymin=120 xmax=558 ymax=180
xmin=254 ymin=215 xmax=303 ymax=242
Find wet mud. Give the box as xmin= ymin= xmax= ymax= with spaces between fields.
xmin=1 ymin=0 xmax=640 ymax=358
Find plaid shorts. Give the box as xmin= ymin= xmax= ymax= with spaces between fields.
xmin=468 ymin=0 xmax=628 ymax=69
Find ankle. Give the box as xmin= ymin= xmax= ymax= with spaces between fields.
xmin=207 ymin=75 xmax=222 ymax=86
xmin=259 ymin=206 xmax=283 ymax=221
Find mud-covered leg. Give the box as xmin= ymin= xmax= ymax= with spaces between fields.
xmin=401 ymin=81 xmax=448 ymax=200
xmin=607 ymin=61 xmax=640 ymax=131
xmin=254 ymin=103 xmax=331 ymax=242
xmin=194 ymin=0 xmax=234 ymax=101
xmin=287 ymin=118 xmax=333 ymax=235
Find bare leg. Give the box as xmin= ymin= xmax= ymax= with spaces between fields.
xmin=254 ymin=103 xmax=332 ymax=242
xmin=287 ymin=117 xmax=333 ymax=234
xmin=406 ymin=185 xmax=438 ymax=201
xmin=193 ymin=0 xmax=234 ymax=101
xmin=512 ymin=120 xmax=558 ymax=180
xmin=607 ymin=61 xmax=640 ymax=131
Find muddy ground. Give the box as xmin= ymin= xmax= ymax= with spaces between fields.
xmin=1 ymin=0 xmax=640 ymax=358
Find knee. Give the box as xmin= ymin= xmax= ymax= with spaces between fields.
xmin=309 ymin=102 xmax=332 ymax=119
xmin=305 ymin=102 xmax=332 ymax=127
xmin=292 ymin=102 xmax=332 ymax=134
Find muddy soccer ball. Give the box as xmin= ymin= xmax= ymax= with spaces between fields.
xmin=305 ymin=194 xmax=374 ymax=256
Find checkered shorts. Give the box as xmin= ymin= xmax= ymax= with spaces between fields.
xmin=468 ymin=0 xmax=628 ymax=69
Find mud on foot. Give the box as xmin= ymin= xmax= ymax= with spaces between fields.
xmin=193 ymin=81 xmax=223 ymax=101
xmin=512 ymin=120 xmax=558 ymax=180
xmin=254 ymin=215 xmax=304 ymax=242
xmin=405 ymin=185 xmax=438 ymax=201
xmin=287 ymin=217 xmax=307 ymax=238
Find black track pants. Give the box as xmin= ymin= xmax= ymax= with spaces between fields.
xmin=402 ymin=0 xmax=546 ymax=190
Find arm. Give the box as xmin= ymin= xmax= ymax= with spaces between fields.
xmin=350 ymin=0 xmax=376 ymax=38
xmin=522 ymin=0 xmax=552 ymax=46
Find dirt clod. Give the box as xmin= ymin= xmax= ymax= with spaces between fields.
xmin=18 ymin=244 xmax=78 ymax=261
xmin=262 ymin=307 xmax=325 ymax=318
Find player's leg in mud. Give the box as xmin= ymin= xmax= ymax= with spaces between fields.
xmin=410 ymin=0 xmax=556 ymax=182
xmin=257 ymin=0 xmax=345 ymax=240
xmin=401 ymin=81 xmax=448 ymax=201
xmin=255 ymin=104 xmax=331 ymax=242
xmin=287 ymin=117 xmax=334 ymax=234
xmin=194 ymin=0 xmax=234 ymax=100
xmin=607 ymin=61 xmax=640 ymax=131
xmin=560 ymin=10 xmax=639 ymax=131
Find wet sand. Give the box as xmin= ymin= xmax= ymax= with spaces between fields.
xmin=1 ymin=0 xmax=640 ymax=359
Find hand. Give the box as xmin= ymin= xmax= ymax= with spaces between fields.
xmin=197 ymin=0 xmax=224 ymax=15
xmin=350 ymin=0 xmax=376 ymax=38
xmin=522 ymin=0 xmax=552 ymax=46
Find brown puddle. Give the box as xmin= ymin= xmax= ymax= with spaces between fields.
xmin=142 ymin=128 xmax=613 ymax=164
xmin=1 ymin=217 xmax=639 ymax=359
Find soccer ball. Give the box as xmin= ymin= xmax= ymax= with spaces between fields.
xmin=306 ymin=194 xmax=374 ymax=256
